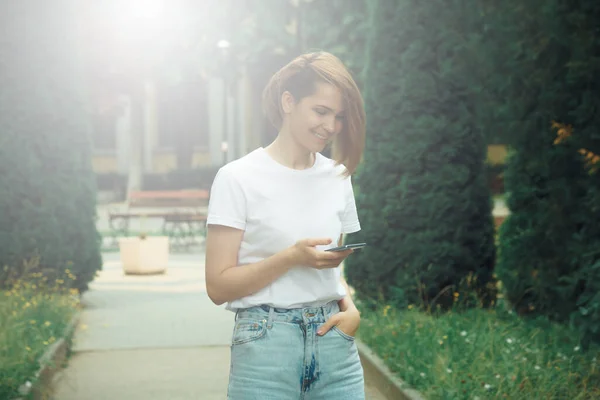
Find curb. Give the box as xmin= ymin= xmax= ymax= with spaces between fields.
xmin=357 ymin=339 xmax=426 ymax=400
xmin=13 ymin=312 xmax=80 ymax=400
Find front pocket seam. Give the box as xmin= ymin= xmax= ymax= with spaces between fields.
xmin=232 ymin=319 xmax=267 ymax=345
xmin=332 ymin=326 xmax=355 ymax=341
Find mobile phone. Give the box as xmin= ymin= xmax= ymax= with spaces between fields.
xmin=325 ymin=243 xmax=367 ymax=252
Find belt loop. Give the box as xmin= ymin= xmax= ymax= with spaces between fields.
xmin=267 ymin=306 xmax=275 ymax=329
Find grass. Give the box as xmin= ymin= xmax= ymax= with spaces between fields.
xmin=356 ymin=298 xmax=600 ymax=400
xmin=0 ymin=278 xmax=79 ymax=399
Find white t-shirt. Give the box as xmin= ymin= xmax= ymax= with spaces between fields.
xmin=206 ymin=147 xmax=361 ymax=311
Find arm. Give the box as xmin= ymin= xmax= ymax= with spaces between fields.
xmin=338 ymin=276 xmax=359 ymax=313
xmin=205 ymin=225 xmax=348 ymax=306
xmin=317 ymin=234 xmax=361 ymax=336
xmin=337 ymin=234 xmax=359 ymax=313
xmin=205 ymin=225 xmax=295 ymax=305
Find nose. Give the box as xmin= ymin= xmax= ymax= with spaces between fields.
xmin=323 ymin=116 xmax=336 ymax=134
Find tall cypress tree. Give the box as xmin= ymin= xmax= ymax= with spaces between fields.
xmin=493 ymin=0 xmax=600 ymax=345
xmin=0 ymin=1 xmax=102 ymax=291
xmin=346 ymin=0 xmax=496 ymax=309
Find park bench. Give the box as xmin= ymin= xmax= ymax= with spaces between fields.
xmin=107 ymin=190 xmax=209 ymax=250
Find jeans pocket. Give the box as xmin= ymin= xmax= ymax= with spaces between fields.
xmin=232 ymin=318 xmax=267 ymax=345
xmin=332 ymin=326 xmax=355 ymax=341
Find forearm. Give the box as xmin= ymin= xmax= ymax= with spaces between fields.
xmin=336 ymin=233 xmax=358 ymax=313
xmin=338 ymin=276 xmax=358 ymax=312
xmin=208 ymin=248 xmax=295 ymax=305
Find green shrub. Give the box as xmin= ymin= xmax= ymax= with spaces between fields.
xmin=0 ymin=1 xmax=102 ymax=291
xmin=492 ymin=0 xmax=600 ymax=346
xmin=497 ymin=130 xmax=589 ymax=315
xmin=345 ymin=0 xmax=496 ymax=310
xmin=497 ymin=128 xmax=600 ymax=346
xmin=0 ymin=279 xmax=79 ymax=399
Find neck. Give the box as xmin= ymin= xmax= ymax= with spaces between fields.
xmin=265 ymin=128 xmax=315 ymax=170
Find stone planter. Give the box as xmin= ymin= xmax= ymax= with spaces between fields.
xmin=118 ymin=236 xmax=169 ymax=275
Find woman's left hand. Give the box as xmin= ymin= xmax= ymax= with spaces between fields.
xmin=317 ymin=307 xmax=361 ymax=337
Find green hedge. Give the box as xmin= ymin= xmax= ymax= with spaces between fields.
xmin=497 ymin=132 xmax=592 ymax=317
xmin=345 ymin=0 xmax=496 ymax=310
xmin=0 ymin=1 xmax=102 ymax=291
xmin=497 ymin=130 xmax=600 ymax=347
xmin=493 ymin=0 xmax=600 ymax=346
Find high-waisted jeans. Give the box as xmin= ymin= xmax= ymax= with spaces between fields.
xmin=227 ymin=300 xmax=365 ymax=399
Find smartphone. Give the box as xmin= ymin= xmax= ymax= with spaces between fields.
xmin=325 ymin=243 xmax=367 ymax=252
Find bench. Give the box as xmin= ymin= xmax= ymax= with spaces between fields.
xmin=108 ymin=190 xmax=210 ymax=250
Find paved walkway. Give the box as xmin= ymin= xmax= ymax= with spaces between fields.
xmin=52 ymin=251 xmax=386 ymax=399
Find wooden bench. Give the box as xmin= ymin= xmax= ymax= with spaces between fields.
xmin=108 ymin=190 xmax=210 ymax=250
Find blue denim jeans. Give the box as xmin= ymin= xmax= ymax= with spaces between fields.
xmin=227 ymin=301 xmax=365 ymax=399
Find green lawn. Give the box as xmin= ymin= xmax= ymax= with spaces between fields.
xmin=357 ymin=299 xmax=600 ymax=400
xmin=0 ymin=279 xmax=79 ymax=399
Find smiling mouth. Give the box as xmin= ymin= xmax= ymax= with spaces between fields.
xmin=312 ymin=131 xmax=328 ymax=141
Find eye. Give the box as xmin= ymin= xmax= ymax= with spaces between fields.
xmin=314 ymin=108 xmax=327 ymax=116
xmin=336 ymin=115 xmax=346 ymax=121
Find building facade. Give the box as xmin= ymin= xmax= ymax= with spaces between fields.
xmin=90 ymin=70 xmax=263 ymax=179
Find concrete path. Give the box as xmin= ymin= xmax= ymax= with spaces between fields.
xmin=52 ymin=251 xmax=386 ymax=400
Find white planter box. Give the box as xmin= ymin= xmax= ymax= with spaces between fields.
xmin=118 ymin=236 xmax=169 ymax=275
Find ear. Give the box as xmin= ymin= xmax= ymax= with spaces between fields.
xmin=281 ymin=91 xmax=296 ymax=114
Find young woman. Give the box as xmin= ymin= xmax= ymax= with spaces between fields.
xmin=205 ymin=51 xmax=366 ymax=399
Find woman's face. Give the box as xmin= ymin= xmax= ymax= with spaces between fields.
xmin=283 ymin=82 xmax=345 ymax=153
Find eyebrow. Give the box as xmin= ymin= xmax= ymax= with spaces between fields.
xmin=316 ymin=105 xmax=345 ymax=115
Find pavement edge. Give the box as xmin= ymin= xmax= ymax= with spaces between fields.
xmin=12 ymin=311 xmax=80 ymax=400
xmin=357 ymin=339 xmax=426 ymax=400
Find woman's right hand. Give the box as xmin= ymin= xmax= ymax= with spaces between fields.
xmin=290 ymin=238 xmax=354 ymax=270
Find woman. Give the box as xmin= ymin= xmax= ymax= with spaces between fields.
xmin=205 ymin=51 xmax=366 ymax=399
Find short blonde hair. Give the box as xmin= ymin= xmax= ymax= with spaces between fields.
xmin=262 ymin=51 xmax=366 ymax=176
